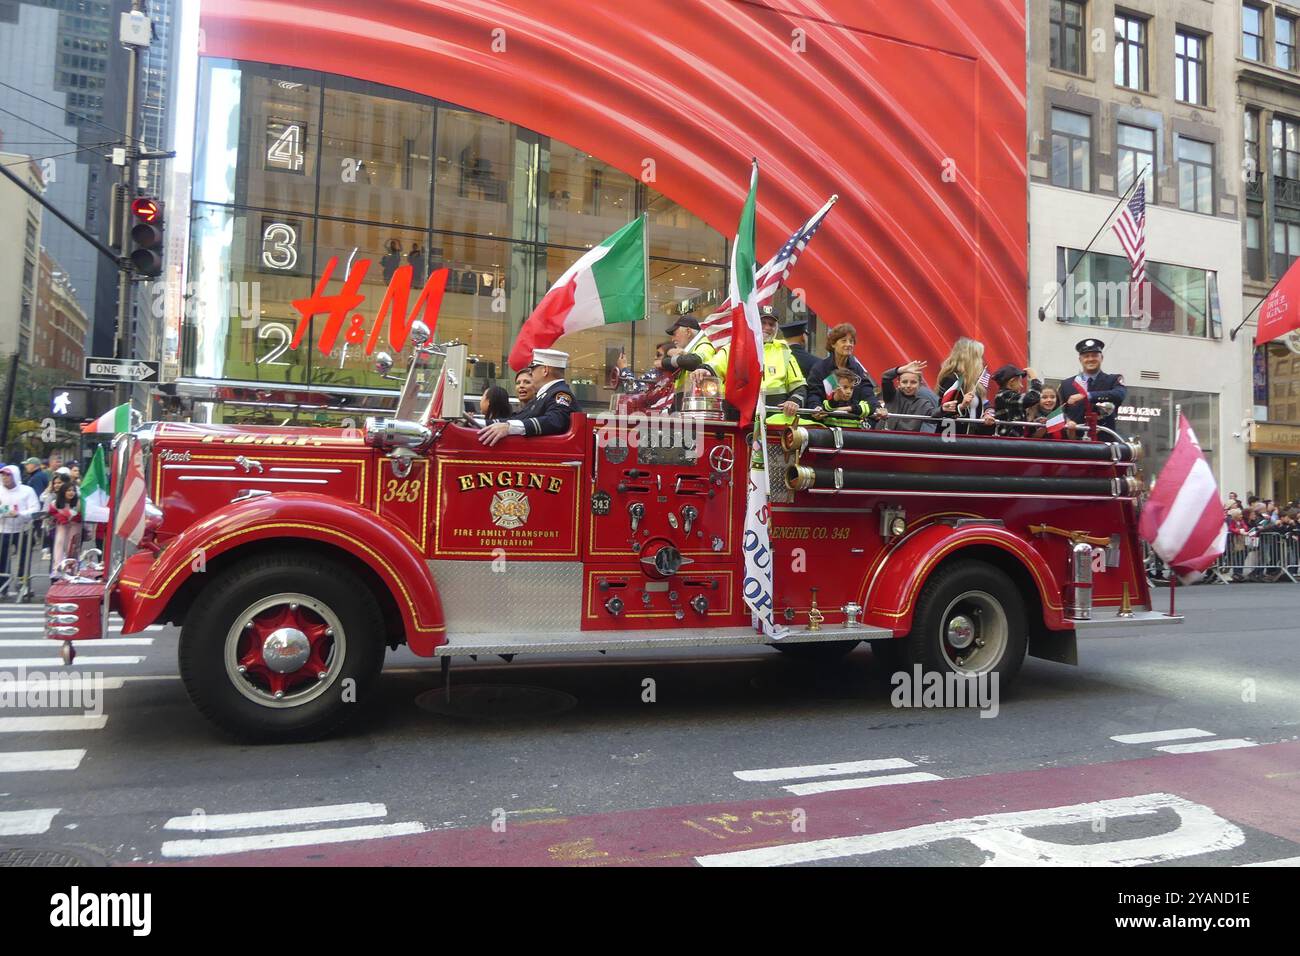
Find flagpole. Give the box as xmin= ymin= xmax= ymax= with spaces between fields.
xmin=1229 ymin=267 xmax=1289 ymax=341
xmin=1037 ymin=166 xmax=1148 ymax=322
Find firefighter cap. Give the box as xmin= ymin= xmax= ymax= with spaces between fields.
xmin=1075 ymin=338 xmax=1105 ymax=354
xmin=759 ymin=305 xmax=779 ymax=322
xmin=665 ymin=316 xmax=701 ymax=334
xmin=529 ymin=348 xmax=569 ymax=370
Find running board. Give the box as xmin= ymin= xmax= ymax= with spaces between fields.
xmin=1072 ymin=610 xmax=1183 ymax=629
xmin=433 ymin=624 xmax=893 ymax=657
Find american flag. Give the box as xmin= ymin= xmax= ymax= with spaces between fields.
xmin=1112 ymin=180 xmax=1146 ymax=318
xmin=691 ymin=195 xmax=838 ymax=351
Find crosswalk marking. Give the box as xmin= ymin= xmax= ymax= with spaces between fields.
xmin=0 ymin=625 xmax=165 ymax=634
xmin=0 ymin=639 xmax=153 ymax=647
xmin=1155 ymin=739 xmax=1258 ymax=755
xmin=0 ymin=808 xmax=59 ymax=835
xmin=735 ymin=758 xmax=916 ymax=782
xmin=0 ymin=657 xmax=145 ymax=667
xmin=0 ymin=715 xmax=107 ymax=733
xmin=0 ymin=749 xmax=85 ymax=772
xmin=161 ymin=822 xmax=427 ymax=858
xmin=6 ymin=677 xmax=124 ymax=692
xmin=782 ymin=772 xmax=945 ymax=796
xmin=1111 ymin=728 xmax=1214 ymax=745
xmin=1241 ymin=856 xmax=1300 ymax=866
xmin=164 ymin=802 xmax=389 ymax=832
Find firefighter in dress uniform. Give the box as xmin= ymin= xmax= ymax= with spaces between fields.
xmin=478 ymin=348 xmax=575 ymax=446
xmin=781 ymin=315 xmax=817 ymax=379
xmin=694 ymin=306 xmax=808 ymax=423
xmin=1057 ymin=338 xmax=1126 ymax=435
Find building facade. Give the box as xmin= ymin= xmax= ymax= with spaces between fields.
xmin=0 ymin=152 xmax=44 ymax=361
xmin=1235 ymin=0 xmax=1300 ymax=504
xmin=180 ymin=0 xmax=1027 ymax=421
xmin=1029 ymin=0 xmax=1251 ymax=493
xmin=33 ymin=246 xmax=89 ymax=377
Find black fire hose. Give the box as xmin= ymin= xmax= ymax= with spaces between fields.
xmin=782 ymin=424 xmax=1140 ymax=464
xmin=786 ymin=464 xmax=1142 ymax=497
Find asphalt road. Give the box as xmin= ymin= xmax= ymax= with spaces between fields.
xmin=1 ymin=584 xmax=1298 ymax=867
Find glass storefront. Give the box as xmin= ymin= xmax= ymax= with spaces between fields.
xmin=1055 ymin=248 xmax=1223 ymax=338
xmin=184 ymin=60 xmax=729 ymax=417
xmin=1111 ymin=385 xmax=1220 ymax=483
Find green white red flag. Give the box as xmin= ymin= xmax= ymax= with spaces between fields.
xmin=726 ymin=162 xmax=762 ymax=429
xmin=81 ymin=402 xmax=133 ymax=435
xmin=1043 ymin=407 xmax=1068 ymax=436
xmin=509 ymin=216 xmax=646 ymax=371
xmin=79 ymin=445 xmax=109 ymax=523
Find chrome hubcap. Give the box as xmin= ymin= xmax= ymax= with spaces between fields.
xmin=262 ymin=627 xmax=311 ymax=674
xmin=224 ymin=593 xmax=344 ymax=709
xmin=939 ymin=590 xmax=1007 ymax=675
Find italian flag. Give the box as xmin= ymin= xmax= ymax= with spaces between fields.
xmin=1044 ymin=407 xmax=1068 ymax=436
xmin=80 ymin=444 xmax=109 ymax=523
xmin=81 ymin=402 xmax=133 ymax=434
xmin=727 ymin=162 xmax=762 ymax=428
xmin=508 ymin=216 xmax=647 ymax=371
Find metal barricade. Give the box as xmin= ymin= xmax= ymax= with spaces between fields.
xmin=1206 ymin=531 xmax=1300 ymax=584
xmin=0 ymin=516 xmax=40 ymax=603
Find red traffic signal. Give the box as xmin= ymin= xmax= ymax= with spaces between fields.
xmin=131 ymin=197 xmax=161 ymax=223
xmin=128 ymin=196 xmax=164 ymax=277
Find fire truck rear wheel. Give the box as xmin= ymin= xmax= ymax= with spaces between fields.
xmin=179 ymin=553 xmax=386 ymax=743
xmin=895 ymin=560 xmax=1027 ymax=684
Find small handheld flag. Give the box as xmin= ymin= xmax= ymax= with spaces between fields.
xmin=1043 ymin=407 xmax=1068 ymax=436
xmin=822 ymin=371 xmax=839 ymax=396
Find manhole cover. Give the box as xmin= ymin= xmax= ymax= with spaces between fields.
xmin=0 ymin=846 xmax=104 ymax=867
xmin=415 ymin=684 xmax=577 ymax=720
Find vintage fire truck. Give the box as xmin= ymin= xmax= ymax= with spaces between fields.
xmin=44 ymin=327 xmax=1178 ymax=742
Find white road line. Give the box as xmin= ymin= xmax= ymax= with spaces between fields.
xmin=1241 ymin=856 xmax=1300 ymax=867
xmin=0 ymin=657 xmax=144 ymax=667
xmin=783 ymin=772 xmax=945 ymax=796
xmin=0 ymin=808 xmax=59 ymax=835
xmin=0 ymin=749 xmax=85 ymax=772
xmin=735 ymin=758 xmax=916 ymax=782
xmin=161 ymin=822 xmax=427 ymax=858
xmin=0 ymin=717 xmax=106 ymax=733
xmin=164 ymin=802 xmax=389 ymax=832
xmin=1110 ymin=728 xmax=1215 ymax=745
xmin=0 ymin=715 xmax=107 ymax=733
xmin=8 ymin=677 xmax=124 ymax=692
xmin=0 ymin=639 xmax=153 ymax=647
xmin=1155 ymin=738 xmax=1258 ymax=754
xmin=0 ymin=626 xmax=164 ymax=634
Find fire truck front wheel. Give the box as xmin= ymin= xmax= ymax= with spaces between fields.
xmin=178 ymin=553 xmax=386 ymax=743
xmin=891 ymin=560 xmax=1028 ymax=684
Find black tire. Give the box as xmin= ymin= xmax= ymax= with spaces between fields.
xmin=887 ymin=560 xmax=1028 ymax=687
xmin=771 ymin=640 xmax=860 ymax=665
xmin=178 ymin=552 xmax=386 ymax=743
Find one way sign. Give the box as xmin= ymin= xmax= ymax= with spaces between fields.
xmin=84 ymin=357 xmax=160 ymax=383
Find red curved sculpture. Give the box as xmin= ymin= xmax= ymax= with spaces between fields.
xmin=201 ymin=0 xmax=1027 ymax=368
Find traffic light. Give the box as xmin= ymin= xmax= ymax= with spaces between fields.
xmin=128 ymin=196 xmax=164 ymax=277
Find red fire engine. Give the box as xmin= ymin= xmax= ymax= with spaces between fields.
xmin=44 ymin=329 xmax=1179 ymax=741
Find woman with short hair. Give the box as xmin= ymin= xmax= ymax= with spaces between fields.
xmin=807 ymin=323 xmax=877 ymax=415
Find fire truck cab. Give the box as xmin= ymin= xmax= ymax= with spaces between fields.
xmin=45 ymin=328 xmax=1179 ymax=742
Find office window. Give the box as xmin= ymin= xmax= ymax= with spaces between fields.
xmin=1237 ymin=5 xmax=1258 ymax=61
xmin=1050 ymin=0 xmax=1086 ymax=75
xmin=1117 ymin=123 xmax=1155 ymax=197
xmin=1114 ymin=13 xmax=1148 ymax=90
xmin=1273 ymin=116 xmax=1300 ymax=179
xmin=1175 ymin=30 xmax=1207 ymax=105
xmin=1177 ymin=137 xmax=1213 ymax=214
xmin=1279 ymin=15 xmax=1297 ymax=71
xmin=1247 ymin=212 xmax=1265 ymax=279
xmin=1246 ymin=108 xmax=1261 ymax=190
xmin=1050 ymin=108 xmax=1091 ymax=190
xmin=1057 ymin=247 xmax=1220 ymax=337
xmin=1274 ymin=216 xmax=1300 ymax=276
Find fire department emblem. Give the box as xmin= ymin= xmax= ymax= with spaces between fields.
xmin=490 ymin=489 xmax=530 ymax=529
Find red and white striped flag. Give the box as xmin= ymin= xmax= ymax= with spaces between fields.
xmin=117 ymin=443 xmax=148 ymax=546
xmin=1138 ymin=413 xmax=1226 ymax=582
xmin=1112 ymin=180 xmax=1146 ymax=318
xmin=693 ymin=195 xmax=837 ymax=351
